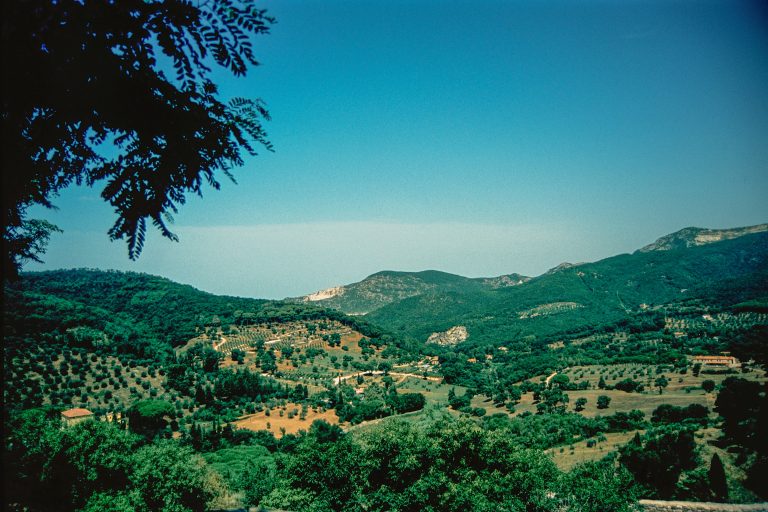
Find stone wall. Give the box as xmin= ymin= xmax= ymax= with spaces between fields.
xmin=639 ymin=500 xmax=768 ymax=512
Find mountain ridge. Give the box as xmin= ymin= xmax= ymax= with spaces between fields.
xmin=364 ymin=228 xmax=768 ymax=345
xmin=299 ymin=223 xmax=767 ymax=319
xmin=637 ymin=223 xmax=768 ymax=253
xmin=298 ymin=269 xmax=531 ymax=315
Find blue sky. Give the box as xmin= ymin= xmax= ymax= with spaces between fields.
xmin=26 ymin=0 xmax=768 ymax=298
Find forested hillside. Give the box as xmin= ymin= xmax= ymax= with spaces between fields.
xmin=365 ymin=231 xmax=768 ymax=345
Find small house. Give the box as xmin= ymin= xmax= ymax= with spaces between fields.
xmin=61 ymin=408 xmax=94 ymax=427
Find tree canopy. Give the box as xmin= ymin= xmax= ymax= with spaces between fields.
xmin=2 ymin=0 xmax=274 ymax=275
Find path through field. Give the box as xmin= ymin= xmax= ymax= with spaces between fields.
xmin=545 ymin=371 xmax=558 ymax=387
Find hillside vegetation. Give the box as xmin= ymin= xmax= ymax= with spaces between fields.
xmin=3 ymin=225 xmax=768 ymax=511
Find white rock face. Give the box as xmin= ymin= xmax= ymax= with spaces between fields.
xmin=427 ymin=325 xmax=468 ymax=345
xmin=304 ymin=286 xmax=345 ymax=301
xmin=638 ymin=224 xmax=768 ymax=252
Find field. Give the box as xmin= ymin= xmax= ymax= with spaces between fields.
xmin=226 ymin=359 xmax=766 ymax=440
xmin=509 ymin=363 xmax=766 ymax=419
xmin=209 ymin=321 xmax=397 ymax=382
xmin=546 ymin=430 xmax=640 ymax=470
xmin=4 ymin=346 xmax=173 ymax=415
xmin=233 ymin=404 xmax=342 ymax=436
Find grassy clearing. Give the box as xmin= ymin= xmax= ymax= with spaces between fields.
xmin=546 ymin=430 xmax=640 ymax=471
xmin=347 ymin=404 xmax=457 ymax=435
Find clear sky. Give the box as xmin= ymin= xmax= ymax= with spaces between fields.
xmin=25 ymin=0 xmax=768 ymax=299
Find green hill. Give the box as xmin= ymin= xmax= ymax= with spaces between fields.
xmin=363 ymin=228 xmax=768 ymax=345
xmin=5 ymin=268 xmax=390 ymax=359
xmin=299 ymin=269 xmax=529 ymax=315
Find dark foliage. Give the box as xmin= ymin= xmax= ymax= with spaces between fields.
xmin=2 ymin=0 xmax=274 ymax=274
xmin=651 ymin=404 xmax=709 ymax=426
xmin=709 ymin=453 xmax=728 ymax=502
xmin=619 ymin=425 xmax=699 ymax=499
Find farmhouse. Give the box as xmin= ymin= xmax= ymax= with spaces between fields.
xmin=61 ymin=408 xmax=94 ymax=427
xmin=104 ymin=411 xmax=123 ymax=423
xmin=691 ymin=355 xmax=738 ymax=367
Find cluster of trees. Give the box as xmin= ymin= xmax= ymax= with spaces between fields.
xmin=4 ymin=409 xmax=228 ymax=512
xmin=246 ymin=417 xmax=638 ymax=512
xmin=714 ymin=377 xmax=768 ymax=499
xmin=619 ymin=425 xmax=700 ymax=499
xmin=4 ymin=409 xmax=641 ymax=512
xmin=335 ymin=382 xmax=426 ymax=424
xmin=481 ymin=410 xmax=646 ymax=451
xmin=651 ymin=404 xmax=709 ymax=426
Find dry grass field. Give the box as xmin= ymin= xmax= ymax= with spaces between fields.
xmin=233 ymin=404 xmax=343 ymax=437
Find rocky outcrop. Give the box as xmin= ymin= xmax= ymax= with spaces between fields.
xmin=303 ymin=286 xmax=345 ymax=301
xmin=427 ymin=325 xmax=468 ymax=346
xmin=480 ymin=273 xmax=531 ymax=288
xmin=638 ymin=224 xmax=768 ymax=253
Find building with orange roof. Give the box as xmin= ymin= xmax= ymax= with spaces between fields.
xmin=691 ymin=355 xmax=738 ymax=367
xmin=61 ymin=408 xmax=94 ymax=427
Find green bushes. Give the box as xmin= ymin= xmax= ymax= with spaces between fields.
xmin=3 ymin=412 xmax=223 ymax=512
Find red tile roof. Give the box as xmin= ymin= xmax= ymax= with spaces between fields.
xmin=61 ymin=408 xmax=94 ymax=418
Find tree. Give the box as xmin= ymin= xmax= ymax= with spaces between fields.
xmin=559 ymin=460 xmax=638 ymax=512
xmin=241 ymin=458 xmax=277 ymax=507
xmin=702 ymin=380 xmax=716 ymax=393
xmin=708 ymin=453 xmax=728 ymax=502
xmin=2 ymin=0 xmax=274 ymax=275
xmin=127 ymin=400 xmax=174 ymax=440
xmin=598 ymin=376 xmax=607 ymax=389
xmin=596 ymin=395 xmax=611 ymax=409
xmin=574 ymin=397 xmax=588 ymax=412
xmin=130 ymin=441 xmax=224 ymax=511
xmin=231 ymin=349 xmax=245 ymax=364
xmin=615 ymin=378 xmax=643 ymax=393
xmin=715 ymin=377 xmax=765 ymax=447
xmin=655 ymin=376 xmax=669 ymax=395
xmin=619 ymin=425 xmax=698 ymax=498
xmin=3 ymin=411 xmax=140 ymax=512
xmin=308 ymin=419 xmax=344 ymax=444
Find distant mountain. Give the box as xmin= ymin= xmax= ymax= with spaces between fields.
xmin=637 ymin=223 xmax=768 ymax=253
xmin=299 ymin=270 xmax=530 ymax=315
xmin=360 ymin=226 xmax=768 ymax=346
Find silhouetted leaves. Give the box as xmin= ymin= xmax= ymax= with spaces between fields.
xmin=2 ymin=0 xmax=275 ymax=272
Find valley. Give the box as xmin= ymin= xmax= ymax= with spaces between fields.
xmin=4 ymin=224 xmax=768 ymax=511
